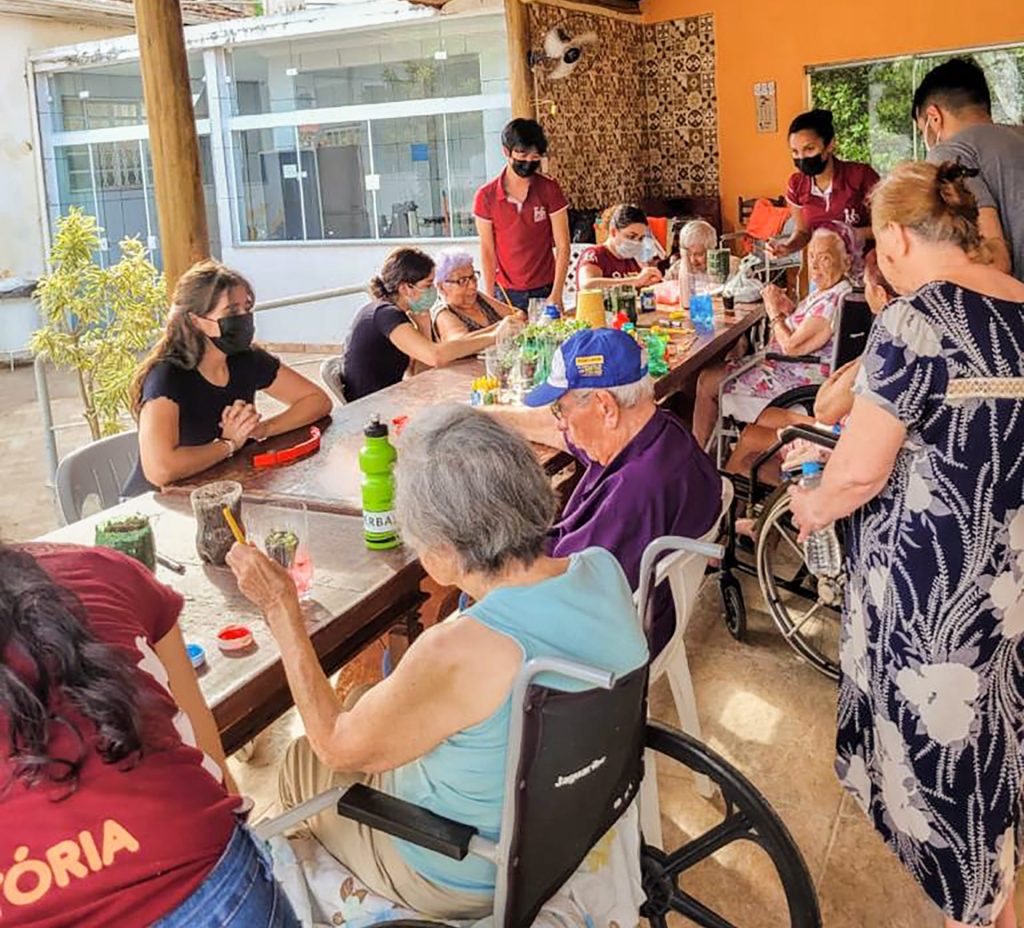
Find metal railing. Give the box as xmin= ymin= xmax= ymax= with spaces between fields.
xmin=34 ymin=282 xmax=367 ymax=487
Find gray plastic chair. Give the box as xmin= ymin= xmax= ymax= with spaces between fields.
xmin=55 ymin=430 xmax=139 ymax=525
xmin=319 ymin=356 xmax=347 ymax=405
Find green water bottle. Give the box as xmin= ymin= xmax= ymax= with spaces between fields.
xmin=360 ymin=414 xmax=399 ymax=550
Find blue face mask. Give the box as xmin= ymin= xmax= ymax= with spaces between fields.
xmin=408 ymin=284 xmax=437 ymax=314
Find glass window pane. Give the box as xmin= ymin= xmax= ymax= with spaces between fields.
xmin=199 ymin=136 xmax=221 ymax=258
xmin=810 ymin=45 xmax=1024 ymax=170
xmin=811 ymin=58 xmax=915 ymax=173
xmin=445 ymin=111 xmax=501 ymax=238
xmin=372 ymin=115 xmax=446 ymax=238
xmin=229 ymin=16 xmax=506 ymax=114
xmin=48 ymin=54 xmax=207 ymax=131
xmin=298 ymin=123 xmax=373 ymax=239
xmin=234 ymin=128 xmax=304 ymax=241
xmin=91 ymin=140 xmax=150 ymax=266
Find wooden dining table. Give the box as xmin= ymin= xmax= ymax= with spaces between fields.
xmin=38 ymin=298 xmax=760 ymax=754
xmin=40 ymin=493 xmax=426 ymax=755
xmin=164 ymin=298 xmax=763 ymax=516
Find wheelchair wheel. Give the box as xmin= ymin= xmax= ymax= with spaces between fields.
xmin=767 ymin=385 xmax=819 ymax=419
xmin=718 ymin=571 xmax=747 ymax=641
xmin=641 ymin=723 xmax=821 ymax=928
xmin=754 ymin=485 xmax=841 ymax=680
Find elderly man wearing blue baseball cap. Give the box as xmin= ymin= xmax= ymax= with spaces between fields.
xmin=492 ymin=327 xmax=722 ymax=655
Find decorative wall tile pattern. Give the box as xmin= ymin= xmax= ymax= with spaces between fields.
xmin=526 ymin=6 xmax=720 ymax=209
xmin=526 ymin=3 xmax=648 ymax=208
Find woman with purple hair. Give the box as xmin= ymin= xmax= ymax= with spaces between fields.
xmin=430 ymin=248 xmax=521 ymax=343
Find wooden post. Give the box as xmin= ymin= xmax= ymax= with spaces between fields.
xmin=134 ymin=0 xmax=210 ymax=293
xmin=504 ymin=0 xmax=533 ymax=120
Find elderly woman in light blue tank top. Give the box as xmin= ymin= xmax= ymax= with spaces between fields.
xmin=226 ymin=405 xmax=648 ymax=918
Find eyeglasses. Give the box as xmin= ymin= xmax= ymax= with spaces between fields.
xmin=446 ymin=272 xmax=479 ymax=288
xmin=550 ymin=391 xmax=592 ymax=421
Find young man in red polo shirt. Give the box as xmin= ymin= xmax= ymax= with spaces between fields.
xmin=474 ymin=119 xmax=570 ymax=311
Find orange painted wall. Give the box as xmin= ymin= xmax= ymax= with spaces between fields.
xmin=641 ymin=0 xmax=1024 ymax=229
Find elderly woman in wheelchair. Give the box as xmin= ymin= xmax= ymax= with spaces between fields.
xmin=229 ymin=406 xmax=821 ymax=928
xmin=229 ymin=405 xmax=649 ymax=916
xmin=711 ymin=266 xmax=889 ymax=677
xmin=693 ymin=226 xmax=854 ymax=452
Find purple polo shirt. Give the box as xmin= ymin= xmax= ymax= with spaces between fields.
xmin=548 ymin=408 xmax=722 ymax=655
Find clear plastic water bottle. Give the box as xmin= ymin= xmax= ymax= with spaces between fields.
xmin=799 ymin=462 xmax=841 ymax=577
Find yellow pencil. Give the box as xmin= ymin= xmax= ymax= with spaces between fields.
xmin=495 ymin=281 xmax=517 ymax=312
xmin=222 ymin=506 xmax=246 ymax=545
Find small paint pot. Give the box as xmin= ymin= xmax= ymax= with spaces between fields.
xmin=186 ymin=643 xmax=206 ymax=668
xmin=217 ymin=625 xmax=254 ymax=652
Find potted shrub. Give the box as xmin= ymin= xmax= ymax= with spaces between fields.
xmin=31 ymin=207 xmax=167 ymax=440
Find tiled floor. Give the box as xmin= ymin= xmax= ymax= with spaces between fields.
xmin=2 ymin=360 xmax=1017 ymax=926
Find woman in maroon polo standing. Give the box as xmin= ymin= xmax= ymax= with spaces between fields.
xmin=769 ymin=108 xmax=879 ymax=261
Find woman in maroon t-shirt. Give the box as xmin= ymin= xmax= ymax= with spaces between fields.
xmin=768 ymin=109 xmax=880 ymax=260
xmin=0 ymin=544 xmax=298 ymax=928
xmin=577 ymin=204 xmax=663 ymax=292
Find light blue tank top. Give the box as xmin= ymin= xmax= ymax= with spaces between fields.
xmin=390 ymin=547 xmax=649 ymax=894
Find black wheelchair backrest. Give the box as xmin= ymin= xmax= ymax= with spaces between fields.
xmin=500 ymin=664 xmax=648 ymax=928
xmin=832 ymin=290 xmax=875 ymax=369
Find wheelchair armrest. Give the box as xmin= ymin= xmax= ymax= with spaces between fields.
xmin=777 ymin=424 xmax=839 ymax=449
xmin=765 ymin=352 xmax=822 ymax=364
xmin=336 ymin=783 xmax=477 ymax=861
xmin=745 ymin=424 xmax=839 ymax=509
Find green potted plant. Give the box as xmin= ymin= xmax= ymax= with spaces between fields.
xmin=31 ymin=207 xmax=167 ymax=440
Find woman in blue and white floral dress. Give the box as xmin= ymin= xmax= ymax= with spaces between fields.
xmin=790 ymin=160 xmax=1024 ymax=928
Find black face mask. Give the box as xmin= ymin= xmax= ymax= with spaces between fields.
xmin=211 ymin=313 xmax=255 ymax=355
xmin=511 ymin=158 xmax=541 ymax=178
xmin=794 ymin=153 xmax=829 ymax=177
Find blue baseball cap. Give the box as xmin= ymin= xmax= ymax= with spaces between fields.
xmin=524 ymin=328 xmax=647 ymax=407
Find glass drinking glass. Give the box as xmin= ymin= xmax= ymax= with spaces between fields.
xmin=248 ymin=502 xmax=313 ymax=600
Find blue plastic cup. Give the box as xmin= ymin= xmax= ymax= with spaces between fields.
xmin=690 ymin=292 xmax=714 ymax=332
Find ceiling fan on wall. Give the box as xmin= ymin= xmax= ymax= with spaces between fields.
xmin=530 ymin=24 xmax=598 ymax=81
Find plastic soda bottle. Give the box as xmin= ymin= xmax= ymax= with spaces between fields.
xmin=360 ymin=414 xmax=399 ymax=550
xmin=799 ymin=462 xmax=841 ymax=577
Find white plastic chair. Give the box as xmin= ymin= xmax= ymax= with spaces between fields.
xmin=54 ymin=430 xmax=139 ymax=525
xmin=637 ymin=478 xmax=733 ymax=844
xmin=319 ymin=356 xmax=347 ymax=405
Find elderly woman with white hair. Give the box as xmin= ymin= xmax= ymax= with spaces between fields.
xmin=430 ymin=248 xmax=518 ymax=343
xmin=693 ymin=224 xmax=854 ymax=447
xmin=676 ymin=218 xmax=718 ymax=275
xmin=226 ymin=406 xmax=648 ymax=917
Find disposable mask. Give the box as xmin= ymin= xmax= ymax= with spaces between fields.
xmin=923 ymin=121 xmax=940 ymax=153
xmin=211 ymin=313 xmax=255 ymax=355
xmin=794 ymin=153 xmax=828 ymax=177
xmin=615 ymin=238 xmax=644 ymax=260
xmin=409 ymin=285 xmax=437 ymax=313
xmin=511 ymin=159 xmax=541 ymax=178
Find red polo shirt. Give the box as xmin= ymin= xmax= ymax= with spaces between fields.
xmin=785 ymin=157 xmax=880 ymax=231
xmin=473 ymin=169 xmax=568 ymax=291
xmin=576 ymin=244 xmax=640 ymax=283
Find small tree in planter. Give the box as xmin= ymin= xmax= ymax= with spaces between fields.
xmin=31 ymin=208 xmax=167 ymax=440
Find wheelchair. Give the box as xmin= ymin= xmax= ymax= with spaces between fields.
xmin=711 ymin=290 xmax=873 ymax=680
xmin=256 ymin=539 xmax=822 ymax=928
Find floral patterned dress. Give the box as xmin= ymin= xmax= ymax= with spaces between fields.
xmin=720 ymin=279 xmax=852 ymax=424
xmin=838 ymin=282 xmax=1024 ymax=924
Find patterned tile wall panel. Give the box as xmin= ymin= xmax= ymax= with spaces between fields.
xmin=525 ymin=5 xmax=719 ymax=209
xmin=645 ymin=13 xmax=720 ymax=199
xmin=527 ymin=3 xmax=648 ymax=209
